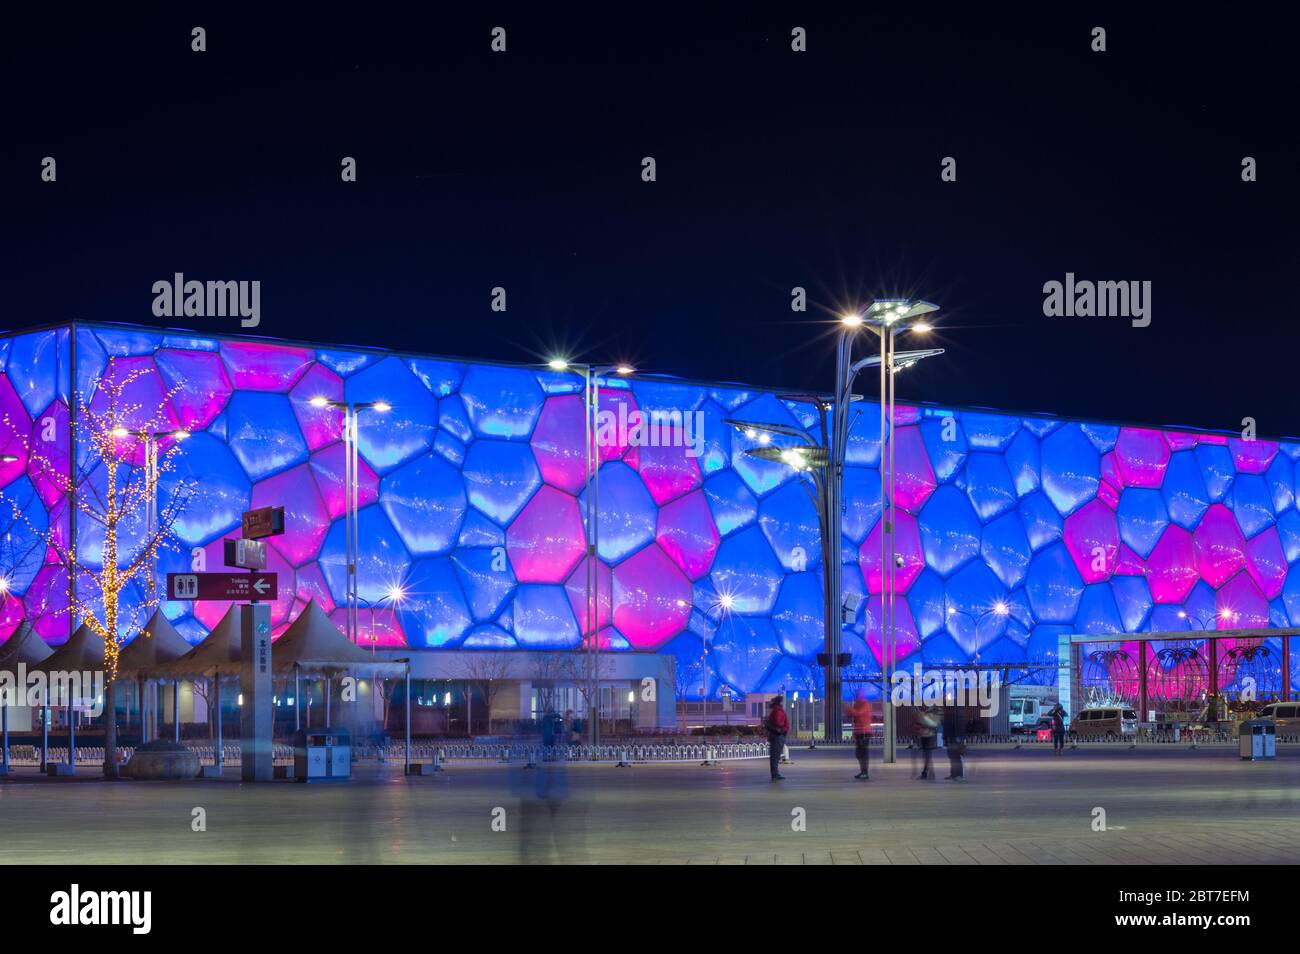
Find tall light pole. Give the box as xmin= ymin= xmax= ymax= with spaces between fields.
xmin=842 ymin=300 xmax=940 ymax=759
xmin=547 ymin=358 xmax=635 ymax=746
xmin=725 ymin=338 xmax=943 ymax=745
xmin=310 ymin=397 xmax=392 ymax=643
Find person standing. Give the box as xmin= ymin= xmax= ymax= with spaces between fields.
xmin=1050 ymin=703 xmax=1066 ymax=754
xmin=764 ymin=696 xmax=789 ymax=781
xmin=845 ymin=691 xmax=872 ymax=780
xmin=913 ymin=706 xmax=939 ymax=779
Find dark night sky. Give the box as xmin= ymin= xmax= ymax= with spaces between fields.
xmin=5 ymin=6 xmax=1298 ymax=435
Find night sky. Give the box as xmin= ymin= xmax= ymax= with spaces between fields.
xmin=6 ymin=6 xmax=1297 ymax=435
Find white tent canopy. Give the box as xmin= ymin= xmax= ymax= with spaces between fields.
xmin=145 ymin=605 xmax=243 ymax=681
xmin=272 ymin=600 xmax=404 ymax=678
xmin=0 ymin=620 xmax=53 ymax=668
xmin=117 ymin=609 xmax=194 ymax=676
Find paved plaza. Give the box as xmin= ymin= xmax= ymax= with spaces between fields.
xmin=2 ymin=746 xmax=1299 ymax=864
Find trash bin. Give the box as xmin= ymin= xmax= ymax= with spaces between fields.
xmin=1239 ymin=720 xmax=1276 ymax=760
xmin=294 ymin=728 xmax=352 ymax=781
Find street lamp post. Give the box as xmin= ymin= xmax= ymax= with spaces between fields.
xmin=310 ymin=397 xmax=391 ymax=643
xmin=729 ymin=303 xmax=940 ymax=747
xmin=849 ymin=300 xmax=939 ymax=761
xmin=547 ymin=359 xmax=635 ymax=746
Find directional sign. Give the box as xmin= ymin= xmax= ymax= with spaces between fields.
xmin=241 ymin=506 xmax=285 ymax=540
xmin=167 ymin=572 xmax=278 ymax=602
xmin=224 ymin=537 xmax=267 ymax=570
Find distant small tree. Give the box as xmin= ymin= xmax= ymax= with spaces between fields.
xmin=462 ymin=651 xmax=515 ymax=733
xmin=561 ymin=647 xmax=613 ymax=742
xmin=192 ymin=677 xmax=215 ymax=742
xmin=529 ymin=652 xmax=565 ymax=724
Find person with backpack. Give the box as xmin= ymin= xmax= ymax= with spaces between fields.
xmin=764 ymin=696 xmax=789 ymax=781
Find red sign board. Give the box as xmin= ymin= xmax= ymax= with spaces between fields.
xmin=167 ymin=572 xmax=278 ymax=602
xmin=241 ymin=506 xmax=285 ymax=540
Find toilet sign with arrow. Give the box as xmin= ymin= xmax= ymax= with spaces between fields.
xmin=167 ymin=571 xmax=278 ymax=602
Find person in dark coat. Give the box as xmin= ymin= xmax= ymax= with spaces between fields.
xmin=764 ymin=696 xmax=789 ymax=781
xmin=1049 ymin=704 xmax=1066 ymax=754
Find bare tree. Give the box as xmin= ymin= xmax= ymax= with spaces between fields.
xmin=462 ymin=651 xmax=515 ymax=734
xmin=673 ymin=641 xmax=712 ymax=732
xmin=529 ymin=652 xmax=565 ymax=724
xmin=6 ymin=364 xmax=194 ymax=777
xmin=561 ymin=648 xmax=614 ymax=741
xmin=191 ymin=677 xmax=215 ymax=742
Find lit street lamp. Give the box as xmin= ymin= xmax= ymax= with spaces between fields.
xmin=947 ymin=601 xmax=1010 ymax=671
xmin=310 ymin=397 xmax=392 ymax=643
xmin=545 ymin=358 xmax=635 ymax=745
xmin=847 ymin=300 xmax=941 ymax=761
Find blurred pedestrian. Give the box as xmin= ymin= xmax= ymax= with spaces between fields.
xmin=845 ymin=690 xmax=872 ymax=780
xmin=913 ymin=705 xmax=939 ymax=779
xmin=541 ymin=707 xmax=558 ymax=749
xmin=764 ymin=696 xmax=789 ymax=781
xmin=942 ymin=707 xmax=967 ymax=780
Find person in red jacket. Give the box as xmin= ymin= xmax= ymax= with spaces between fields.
xmin=845 ymin=690 xmax=872 ymax=779
xmin=764 ymin=696 xmax=790 ymax=780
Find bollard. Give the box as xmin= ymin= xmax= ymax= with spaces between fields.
xmin=780 ymin=744 xmax=792 ymax=764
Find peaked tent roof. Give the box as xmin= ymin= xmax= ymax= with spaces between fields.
xmin=0 ymin=620 xmax=54 ymax=668
xmin=272 ymin=600 xmax=404 ymax=676
xmin=29 ymin=623 xmax=106 ymax=675
xmin=146 ymin=606 xmax=243 ymax=679
xmin=117 ymin=610 xmax=195 ymax=676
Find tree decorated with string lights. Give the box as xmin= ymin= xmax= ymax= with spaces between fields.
xmin=4 ymin=362 xmax=194 ymax=776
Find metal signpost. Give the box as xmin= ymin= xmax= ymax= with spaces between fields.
xmin=165 ymin=507 xmax=286 ymax=781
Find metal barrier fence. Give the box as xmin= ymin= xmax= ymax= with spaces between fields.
xmin=8 ymin=730 xmax=1297 ymax=769
xmin=355 ymin=741 xmax=771 ymax=764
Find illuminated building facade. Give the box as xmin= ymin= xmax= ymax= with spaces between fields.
xmin=2 ymin=321 xmax=1298 ymax=706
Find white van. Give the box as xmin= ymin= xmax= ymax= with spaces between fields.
xmin=1257 ymin=702 xmax=1300 ymax=736
xmin=1071 ymin=706 xmax=1138 ymax=739
xmin=1009 ymin=696 xmax=1043 ymax=733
